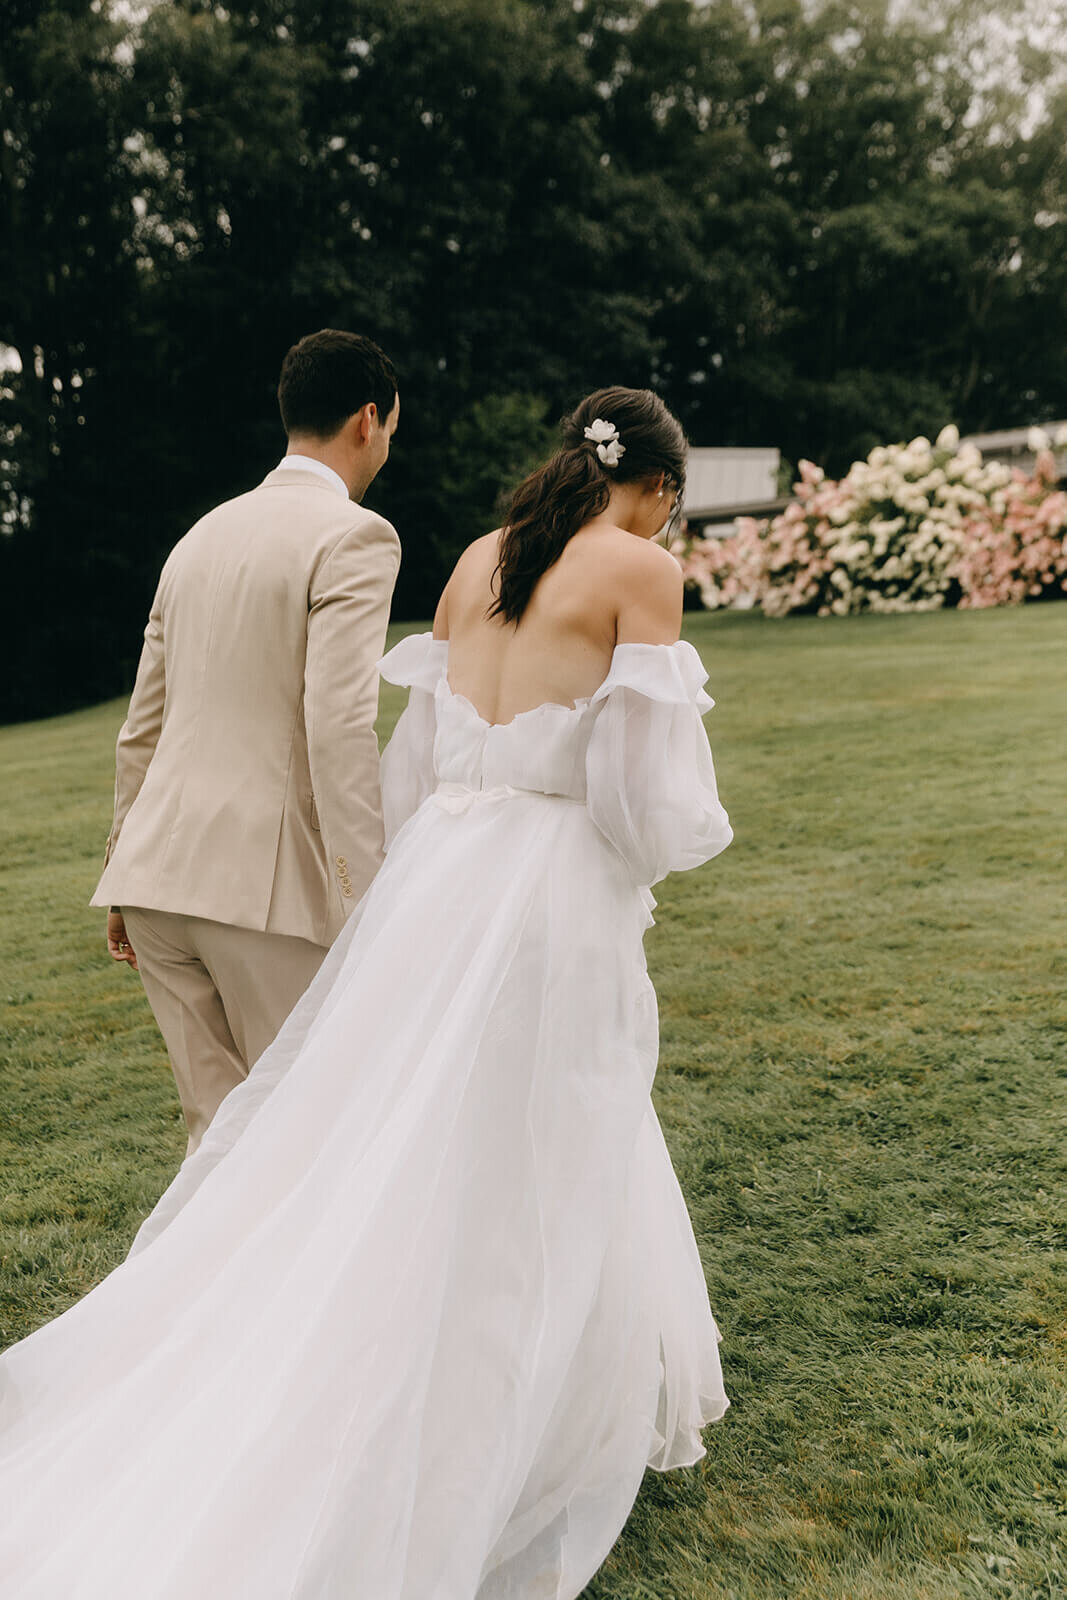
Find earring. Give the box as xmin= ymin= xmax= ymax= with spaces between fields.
xmin=656 ymin=490 xmax=664 ymax=500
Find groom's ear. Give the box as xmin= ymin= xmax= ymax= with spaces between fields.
xmin=337 ymin=404 xmax=376 ymax=451
xmin=356 ymin=402 xmax=378 ymax=444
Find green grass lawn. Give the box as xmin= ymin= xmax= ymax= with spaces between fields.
xmin=2 ymin=606 xmax=1065 ymax=1598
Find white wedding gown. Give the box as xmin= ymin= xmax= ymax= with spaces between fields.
xmin=0 ymin=634 xmax=733 ymax=1600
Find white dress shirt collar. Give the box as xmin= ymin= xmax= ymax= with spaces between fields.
xmin=276 ymin=454 xmax=350 ymax=500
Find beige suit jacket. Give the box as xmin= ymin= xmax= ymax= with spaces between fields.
xmin=91 ymin=468 xmax=401 ymax=947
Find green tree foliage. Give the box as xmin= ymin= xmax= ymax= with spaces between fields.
xmin=0 ymin=0 xmax=142 ymax=716
xmin=1 ymin=0 xmax=1065 ymax=718
xmin=437 ymin=392 xmax=559 ymax=571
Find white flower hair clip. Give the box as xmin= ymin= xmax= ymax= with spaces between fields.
xmin=584 ymin=418 xmax=626 ymax=468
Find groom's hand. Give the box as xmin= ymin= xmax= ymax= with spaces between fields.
xmin=107 ymin=909 xmax=139 ymax=971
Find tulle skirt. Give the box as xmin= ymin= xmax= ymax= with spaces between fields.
xmin=0 ymin=790 xmax=727 ymax=1598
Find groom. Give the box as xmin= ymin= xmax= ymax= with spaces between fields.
xmin=92 ymin=330 xmax=402 ymax=1154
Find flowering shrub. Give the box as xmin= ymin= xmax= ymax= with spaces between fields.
xmin=676 ymin=425 xmax=1067 ymax=616
xmin=954 ymin=446 xmax=1067 ymax=608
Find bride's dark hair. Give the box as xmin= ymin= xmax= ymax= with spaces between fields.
xmin=488 ymin=386 xmax=687 ymax=625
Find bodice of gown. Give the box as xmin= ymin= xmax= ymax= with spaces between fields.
xmin=378 ymin=632 xmax=732 ymax=888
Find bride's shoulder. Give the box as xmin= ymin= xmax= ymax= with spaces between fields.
xmin=621 ymin=532 xmax=681 ymax=580
xmin=435 ymin=532 xmax=504 ymax=634
xmin=596 ymin=529 xmax=682 ymax=602
xmin=578 ymin=523 xmax=678 ymax=572
xmin=447 ymin=530 xmax=503 ymax=585
xmin=588 ymin=529 xmax=682 ymax=643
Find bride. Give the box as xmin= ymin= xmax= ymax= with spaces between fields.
xmin=0 ymin=386 xmax=733 ymax=1598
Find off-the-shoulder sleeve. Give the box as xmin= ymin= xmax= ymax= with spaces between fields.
xmin=585 ymin=640 xmax=733 ymax=887
xmin=377 ymin=632 xmax=449 ymax=848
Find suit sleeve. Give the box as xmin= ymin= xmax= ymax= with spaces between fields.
xmin=104 ymin=584 xmax=167 ymax=865
xmin=305 ymin=512 xmax=402 ymax=915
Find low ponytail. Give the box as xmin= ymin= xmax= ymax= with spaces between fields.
xmin=488 ymin=448 xmax=609 ymax=625
xmin=489 ymin=386 xmax=687 ymax=626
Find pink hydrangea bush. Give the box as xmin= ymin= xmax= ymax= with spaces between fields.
xmin=954 ymin=448 xmax=1067 ymax=608
xmin=671 ymin=516 xmax=768 ymax=611
xmin=676 ymin=425 xmax=1067 ymax=615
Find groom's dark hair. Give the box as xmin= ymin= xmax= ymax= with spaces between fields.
xmin=278 ymin=329 xmax=398 ymax=438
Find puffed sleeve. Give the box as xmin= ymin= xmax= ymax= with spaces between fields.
xmin=377 ymin=632 xmax=449 ymax=848
xmin=585 ymin=641 xmax=733 ymax=887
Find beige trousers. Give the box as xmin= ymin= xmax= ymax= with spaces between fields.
xmin=121 ymin=907 xmax=328 ymax=1156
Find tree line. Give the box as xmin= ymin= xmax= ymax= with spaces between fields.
xmin=2 ymin=0 xmax=1065 ymax=720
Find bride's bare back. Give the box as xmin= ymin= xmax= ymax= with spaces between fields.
xmin=435 ymin=523 xmax=684 ymax=727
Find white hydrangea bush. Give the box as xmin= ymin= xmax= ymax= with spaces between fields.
xmin=676 ymin=425 xmax=1067 ymax=616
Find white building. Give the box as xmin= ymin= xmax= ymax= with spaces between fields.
xmin=683 ymin=446 xmax=786 ymax=536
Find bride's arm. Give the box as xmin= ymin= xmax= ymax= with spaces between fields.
xmin=432 ymin=581 xmax=449 ymax=640
xmin=586 ymin=542 xmax=731 ymax=887
xmin=613 ymin=536 xmax=685 ymax=646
